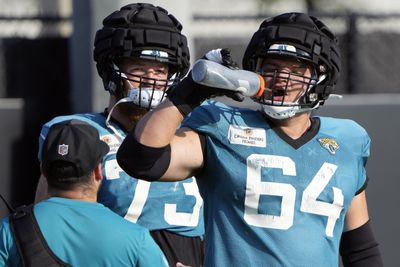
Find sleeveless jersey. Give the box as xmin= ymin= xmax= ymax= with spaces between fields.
xmin=182 ymin=101 xmax=369 ymax=267
xmin=38 ymin=113 xmax=204 ymax=237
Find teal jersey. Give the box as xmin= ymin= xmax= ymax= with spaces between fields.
xmin=0 ymin=198 xmax=168 ymax=267
xmin=182 ymin=101 xmax=369 ymax=267
xmin=38 ymin=113 xmax=204 ymax=237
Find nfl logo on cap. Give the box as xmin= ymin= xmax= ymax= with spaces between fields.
xmin=58 ymin=144 xmax=69 ymax=156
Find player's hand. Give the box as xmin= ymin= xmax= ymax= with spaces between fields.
xmin=166 ymin=70 xmax=222 ymax=116
xmin=167 ymin=48 xmax=244 ymax=116
xmin=203 ymin=48 xmax=239 ymax=70
xmin=202 ymin=48 xmax=244 ymax=102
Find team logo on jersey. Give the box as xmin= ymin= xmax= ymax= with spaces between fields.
xmin=58 ymin=144 xmax=68 ymax=156
xmin=228 ymin=125 xmax=266 ymax=147
xmin=101 ymin=134 xmax=119 ymax=153
xmin=101 ymin=135 xmax=112 ymax=144
xmin=318 ymin=138 xmax=339 ymax=155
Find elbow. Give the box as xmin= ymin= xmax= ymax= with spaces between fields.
xmin=115 ymin=150 xmax=156 ymax=182
xmin=116 ymin=149 xmax=142 ymax=179
xmin=116 ymin=132 xmax=171 ymax=182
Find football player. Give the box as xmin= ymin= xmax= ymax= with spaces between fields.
xmin=35 ymin=3 xmax=204 ymax=267
xmin=117 ymin=12 xmax=383 ymax=266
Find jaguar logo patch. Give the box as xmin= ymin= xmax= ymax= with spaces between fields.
xmin=318 ymin=138 xmax=339 ymax=155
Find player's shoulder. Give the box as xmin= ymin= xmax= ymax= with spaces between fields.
xmin=44 ymin=113 xmax=103 ymax=127
xmin=317 ymin=116 xmax=368 ymax=137
xmin=41 ymin=113 xmax=108 ymax=136
xmin=100 ymin=206 xmax=149 ymax=233
xmin=316 ymin=116 xmax=370 ymax=153
xmin=201 ymin=100 xmax=253 ymax=113
xmin=190 ymin=100 xmax=256 ymax=122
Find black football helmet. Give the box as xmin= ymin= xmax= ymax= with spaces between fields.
xmin=242 ymin=12 xmax=341 ymax=119
xmin=93 ymin=3 xmax=190 ymax=109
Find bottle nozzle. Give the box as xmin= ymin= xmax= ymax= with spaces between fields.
xmin=255 ymin=75 xmax=265 ymax=97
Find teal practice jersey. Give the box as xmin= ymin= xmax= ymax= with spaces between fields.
xmin=38 ymin=113 xmax=204 ymax=237
xmin=182 ymin=101 xmax=369 ymax=267
xmin=0 ymin=198 xmax=168 ymax=267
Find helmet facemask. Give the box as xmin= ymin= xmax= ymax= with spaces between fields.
xmin=114 ymin=59 xmax=173 ymax=110
xmin=106 ymin=58 xmax=178 ymax=139
xmin=105 ymin=56 xmax=177 ymax=136
xmin=124 ymin=49 xmax=184 ymax=109
xmin=110 ymin=49 xmax=184 ymax=109
xmin=242 ymin=12 xmax=341 ymax=120
xmin=251 ymin=44 xmax=327 ymax=119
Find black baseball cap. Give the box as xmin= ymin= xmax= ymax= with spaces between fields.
xmin=41 ymin=120 xmax=109 ymax=182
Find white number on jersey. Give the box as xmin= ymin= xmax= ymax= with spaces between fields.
xmin=165 ymin=180 xmax=203 ymax=226
xmin=244 ymin=154 xmax=343 ymax=237
xmin=105 ymin=159 xmax=203 ymax=226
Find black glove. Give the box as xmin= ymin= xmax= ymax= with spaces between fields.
xmin=203 ymin=48 xmax=240 ymax=70
xmin=203 ymin=48 xmax=244 ymax=101
xmin=167 ymin=49 xmax=244 ymax=116
xmin=167 ymin=71 xmax=223 ymax=116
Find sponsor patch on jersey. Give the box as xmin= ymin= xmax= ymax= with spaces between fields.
xmin=100 ymin=134 xmax=120 ymax=153
xmin=228 ymin=125 xmax=266 ymax=147
xmin=318 ymin=137 xmax=339 ymax=155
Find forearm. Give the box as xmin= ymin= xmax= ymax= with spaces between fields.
xmin=134 ymin=99 xmax=184 ymax=147
xmin=340 ymin=221 xmax=383 ymax=267
xmin=117 ymin=99 xmax=195 ymax=181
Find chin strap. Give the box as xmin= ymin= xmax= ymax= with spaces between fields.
xmin=106 ymin=97 xmax=132 ymax=142
xmin=106 ymin=88 xmax=166 ymax=142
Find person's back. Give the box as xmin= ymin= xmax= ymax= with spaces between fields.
xmin=1 ymin=198 xmax=168 ymax=267
xmin=0 ymin=120 xmax=168 ymax=267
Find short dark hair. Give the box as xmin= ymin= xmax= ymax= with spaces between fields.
xmin=43 ymin=161 xmax=93 ymax=190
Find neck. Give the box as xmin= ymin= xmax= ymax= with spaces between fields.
xmin=272 ymin=113 xmax=312 ymax=139
xmin=48 ymin=187 xmax=98 ymax=203
xmin=108 ymin=96 xmax=145 ymax=131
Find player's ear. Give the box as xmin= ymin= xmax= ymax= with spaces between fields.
xmin=93 ymin=163 xmax=103 ymax=182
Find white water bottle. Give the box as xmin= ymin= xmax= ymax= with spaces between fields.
xmin=191 ymin=59 xmax=265 ymax=97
